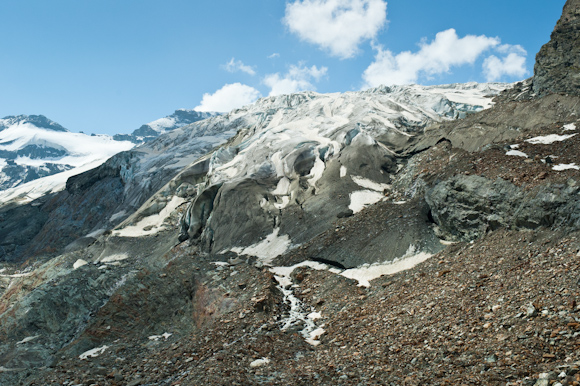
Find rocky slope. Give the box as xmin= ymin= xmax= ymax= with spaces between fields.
xmin=1 ymin=1 xmax=580 ymax=385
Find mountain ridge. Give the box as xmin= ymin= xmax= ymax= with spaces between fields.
xmin=0 ymin=115 xmax=134 ymax=192
xmin=113 ymin=109 xmax=220 ymax=144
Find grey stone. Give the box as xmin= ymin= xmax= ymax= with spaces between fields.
xmin=533 ymin=0 xmax=580 ymax=96
xmin=426 ymin=175 xmax=580 ymax=242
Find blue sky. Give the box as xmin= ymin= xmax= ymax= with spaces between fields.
xmin=0 ymin=0 xmax=565 ymax=135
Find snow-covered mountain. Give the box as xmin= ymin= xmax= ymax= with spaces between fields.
xmin=0 ymin=114 xmax=135 ymax=194
xmin=113 ymin=109 xmax=220 ymax=143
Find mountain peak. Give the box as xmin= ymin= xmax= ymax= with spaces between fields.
xmin=533 ymin=0 xmax=580 ymax=96
xmin=114 ymin=109 xmax=221 ymax=143
xmin=0 ymin=114 xmax=68 ymax=132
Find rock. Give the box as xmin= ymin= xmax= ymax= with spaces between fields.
xmin=527 ymin=304 xmax=539 ymax=317
xmin=249 ymin=358 xmax=270 ymax=368
xmin=127 ymin=377 xmax=144 ymax=386
xmin=533 ymin=0 xmax=580 ymax=96
xmin=426 ymin=175 xmax=580 ymax=242
xmin=485 ymin=354 xmax=498 ymax=363
xmin=336 ymin=210 xmax=354 ymax=219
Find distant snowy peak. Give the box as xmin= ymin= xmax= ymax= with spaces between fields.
xmin=0 ymin=114 xmax=68 ymax=132
xmin=145 ymin=109 xmax=219 ymax=134
xmin=116 ymin=109 xmax=220 ymax=143
xmin=0 ymin=114 xmax=134 ymax=192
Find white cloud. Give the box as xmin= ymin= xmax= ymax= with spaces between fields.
xmin=195 ymin=83 xmax=262 ymax=112
xmin=362 ymin=29 xmax=501 ymax=88
xmin=222 ymin=58 xmax=256 ymax=76
xmin=483 ymin=45 xmax=528 ymax=82
xmin=497 ymin=44 xmax=526 ymax=55
xmin=284 ymin=0 xmax=387 ymax=59
xmin=268 ymin=53 xmax=280 ymax=59
xmin=264 ymin=64 xmax=328 ymax=96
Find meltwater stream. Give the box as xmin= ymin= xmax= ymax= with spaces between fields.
xmin=269 ymin=262 xmax=331 ymax=346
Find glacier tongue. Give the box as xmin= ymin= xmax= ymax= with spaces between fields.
xmin=177 ymin=82 xmax=508 ymax=261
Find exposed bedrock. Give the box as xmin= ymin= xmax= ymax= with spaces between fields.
xmin=426 ymin=175 xmax=580 ymax=242
xmin=296 ymin=199 xmax=444 ymax=269
xmin=533 ymin=0 xmax=580 ymax=96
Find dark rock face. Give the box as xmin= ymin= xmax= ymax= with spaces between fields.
xmin=426 ymin=175 xmax=580 ymax=241
xmin=533 ymin=0 xmax=580 ymax=96
xmin=0 ymin=202 xmax=49 ymax=262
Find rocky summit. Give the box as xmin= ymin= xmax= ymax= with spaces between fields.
xmin=1 ymin=2 xmax=580 ymax=386
xmin=533 ymin=0 xmax=580 ymax=96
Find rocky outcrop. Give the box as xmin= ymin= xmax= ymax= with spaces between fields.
xmin=426 ymin=175 xmax=580 ymax=242
xmin=533 ymin=0 xmax=580 ymax=96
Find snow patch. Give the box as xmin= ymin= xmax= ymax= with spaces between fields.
xmin=553 ymin=163 xmax=580 ymax=171
xmin=250 ymin=358 xmax=270 ymax=368
xmin=307 ymin=157 xmax=325 ymax=188
xmin=113 ymin=196 xmax=185 ymax=237
xmin=100 ymin=253 xmax=129 ymax=263
xmin=307 ymin=311 xmax=322 ymax=320
xmin=73 ymin=259 xmax=88 ymax=270
xmin=148 ymin=332 xmax=172 ymax=341
xmin=506 ymin=150 xmax=528 ymax=158
xmin=232 ymin=228 xmax=292 ymax=266
xmin=306 ymin=327 xmax=326 ymax=346
xmin=349 ymin=190 xmax=385 ymax=213
xmin=272 ymin=177 xmax=291 ymax=195
xmin=341 ymin=246 xmax=433 ymax=287
xmin=526 ymin=133 xmax=577 ymax=145
xmin=16 ymin=335 xmax=40 ymax=345
xmin=0 ymin=271 xmax=32 ymax=278
xmin=351 ymin=175 xmax=390 ymax=192
xmin=79 ymin=345 xmax=109 ymax=360
xmin=270 ymin=261 xmax=329 ymax=287
xmin=563 ymin=123 xmax=577 ymax=131
xmin=340 ymin=165 xmax=347 ymax=178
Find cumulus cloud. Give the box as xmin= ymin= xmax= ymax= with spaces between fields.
xmin=264 ymin=64 xmax=328 ymax=96
xmin=268 ymin=53 xmax=280 ymax=59
xmin=284 ymin=0 xmax=387 ymax=59
xmin=483 ymin=44 xmax=528 ymax=81
xmin=222 ymin=58 xmax=256 ymax=76
xmin=195 ymin=83 xmax=262 ymax=112
xmin=362 ymin=28 xmax=500 ymax=88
